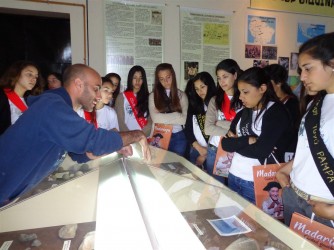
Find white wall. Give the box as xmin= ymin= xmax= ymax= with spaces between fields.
xmin=2 ymin=0 xmax=334 ymax=86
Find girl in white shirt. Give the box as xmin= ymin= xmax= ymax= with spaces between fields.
xmin=277 ymin=32 xmax=334 ymax=227
xmin=149 ymin=63 xmax=188 ymax=157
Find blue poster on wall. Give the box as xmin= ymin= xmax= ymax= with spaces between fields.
xmin=247 ymin=15 xmax=276 ymax=45
xmin=297 ymin=23 xmax=325 ymax=44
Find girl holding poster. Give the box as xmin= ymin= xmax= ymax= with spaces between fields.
xmin=115 ymin=65 xmax=152 ymax=137
xmin=204 ymin=59 xmax=242 ymax=184
xmin=149 ymin=63 xmax=188 ymax=157
xmin=221 ymin=67 xmax=290 ymax=204
xmin=277 ymin=32 xmax=334 ymax=227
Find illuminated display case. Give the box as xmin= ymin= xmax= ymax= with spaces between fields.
xmin=0 ymin=145 xmax=318 ymax=249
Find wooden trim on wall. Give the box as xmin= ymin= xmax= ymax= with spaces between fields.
xmin=19 ymin=0 xmax=87 ymax=64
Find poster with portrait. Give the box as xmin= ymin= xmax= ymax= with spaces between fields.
xmin=290 ymin=212 xmax=334 ymax=250
xmin=253 ymin=164 xmax=284 ymax=220
xmin=213 ymin=137 xmax=234 ymax=178
xmin=148 ymin=123 xmax=172 ymax=150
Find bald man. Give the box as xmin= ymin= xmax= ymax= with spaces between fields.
xmin=0 ymin=64 xmax=150 ymax=207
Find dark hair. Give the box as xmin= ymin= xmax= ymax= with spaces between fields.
xmin=264 ymin=64 xmax=295 ymax=97
xmin=101 ymin=76 xmax=112 ymax=84
xmin=0 ymin=60 xmax=45 ymax=96
xmin=187 ymin=72 xmax=216 ymax=114
xmin=215 ymin=59 xmax=243 ymax=111
xmin=299 ymin=32 xmax=334 ymax=68
xmin=125 ymin=65 xmax=149 ymax=118
xmin=105 ymin=72 xmax=121 ymax=107
xmin=237 ymin=67 xmax=279 ymax=123
xmin=153 ymin=63 xmax=181 ymax=113
xmin=47 ymin=72 xmax=63 ymax=83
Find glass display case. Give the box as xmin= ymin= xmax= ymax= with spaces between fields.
xmin=0 ymin=144 xmax=319 ymax=249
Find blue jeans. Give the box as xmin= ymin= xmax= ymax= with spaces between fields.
xmin=282 ymin=186 xmax=334 ymax=228
xmin=188 ymin=146 xmax=207 ymax=170
xmin=206 ymin=145 xmax=227 ymax=184
xmin=228 ymin=173 xmax=255 ymax=204
xmin=168 ymin=130 xmax=187 ymax=157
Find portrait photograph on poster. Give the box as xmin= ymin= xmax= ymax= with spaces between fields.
xmin=184 ymin=61 xmax=199 ymax=80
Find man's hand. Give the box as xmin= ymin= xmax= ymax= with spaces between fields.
xmin=308 ymin=200 xmax=334 ymax=220
xmin=119 ymin=130 xmax=151 ymax=161
xmin=138 ymin=135 xmax=151 ymax=161
xmin=117 ymin=145 xmax=133 ymax=157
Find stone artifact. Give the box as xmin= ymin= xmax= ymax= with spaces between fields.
xmin=58 ymin=224 xmax=78 ymax=239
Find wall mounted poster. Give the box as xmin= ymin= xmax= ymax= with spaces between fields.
xmin=297 ymin=23 xmax=325 ymax=45
xmin=180 ymin=8 xmax=232 ymax=88
xmin=105 ymin=1 xmax=164 ymax=91
xmin=247 ymin=15 xmax=276 ymax=45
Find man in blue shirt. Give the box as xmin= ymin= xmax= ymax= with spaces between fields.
xmin=0 ymin=64 xmax=150 ymax=207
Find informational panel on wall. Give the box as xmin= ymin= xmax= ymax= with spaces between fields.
xmin=105 ymin=1 xmax=164 ymax=91
xmin=180 ymin=8 xmax=231 ymax=86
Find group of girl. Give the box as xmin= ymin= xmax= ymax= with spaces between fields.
xmin=1 ymin=32 xmax=333 ymax=228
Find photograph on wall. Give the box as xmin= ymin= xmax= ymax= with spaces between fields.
xmin=297 ymin=23 xmax=325 ymax=45
xmin=262 ymin=46 xmax=277 ymax=60
xmin=247 ymin=15 xmax=276 ymax=45
xmin=253 ymin=60 xmax=269 ymax=68
xmin=278 ymin=57 xmax=289 ymax=71
xmin=245 ymin=44 xmax=261 ymax=59
xmin=184 ymin=61 xmax=199 ymax=80
xmin=290 ymin=52 xmax=299 ymax=70
xmin=180 ymin=8 xmax=232 ymax=88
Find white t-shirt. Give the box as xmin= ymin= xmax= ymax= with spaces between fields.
xmin=77 ymin=106 xmax=119 ymax=131
xmin=291 ymin=94 xmax=334 ymax=200
xmin=9 ymin=98 xmax=27 ymax=124
xmin=96 ymin=105 xmax=119 ymax=131
xmin=229 ymin=102 xmax=274 ymax=181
